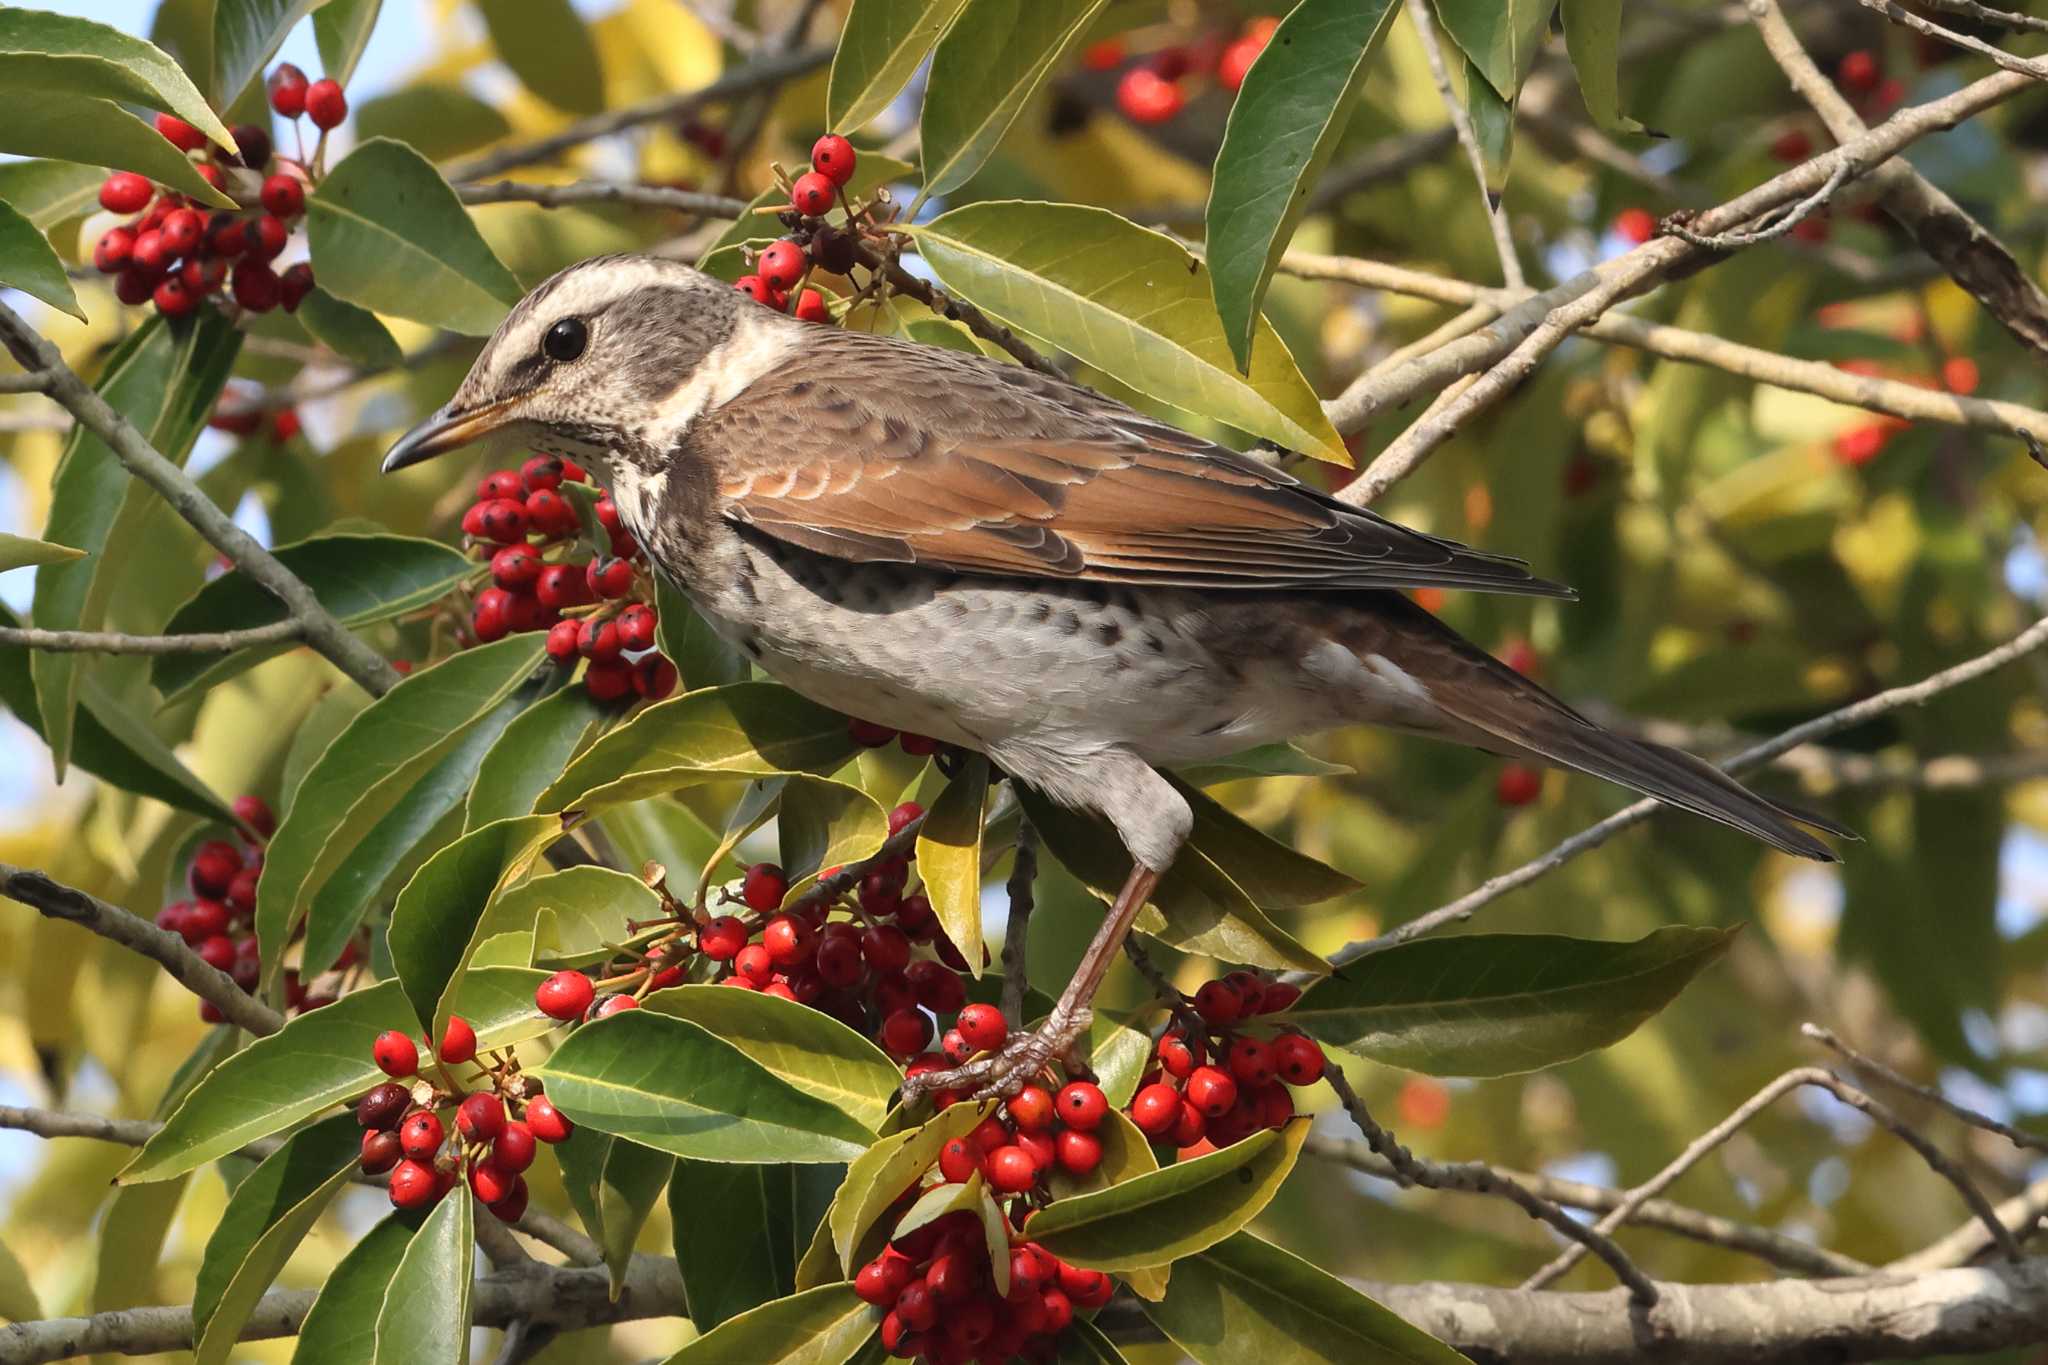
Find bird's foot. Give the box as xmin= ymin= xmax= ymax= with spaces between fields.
xmin=901 ymin=1007 xmax=1094 ymax=1103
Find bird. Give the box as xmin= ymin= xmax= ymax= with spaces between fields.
xmin=384 ymin=253 xmax=1845 ymax=1097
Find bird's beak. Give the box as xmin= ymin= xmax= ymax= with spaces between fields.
xmin=381 ymin=396 xmax=519 ymax=474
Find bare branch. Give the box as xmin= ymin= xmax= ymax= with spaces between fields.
xmin=1891 ymin=1174 xmax=2048 ymax=1271
xmin=1403 ymin=0 xmax=1523 ymax=288
xmin=998 ymin=819 xmax=1038 ymax=1028
xmin=1803 ymin=1024 xmax=2048 ymax=1155
xmin=1908 ymin=0 xmax=2048 ymax=33
xmin=0 ymin=1106 xmax=159 ymax=1147
xmin=1853 ymin=0 xmax=2048 ymax=80
xmin=458 ymin=180 xmax=752 ymax=220
xmin=0 ymin=620 xmax=303 ymax=656
xmin=1660 ymin=158 xmax=1853 ymax=248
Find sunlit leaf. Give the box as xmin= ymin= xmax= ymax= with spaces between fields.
xmin=919 ymin=0 xmax=1105 ymax=197
xmin=656 ymin=1284 xmax=875 ymax=1365
xmin=475 ymin=0 xmax=605 ymax=114
xmin=0 ymin=198 xmax=81 ymax=318
xmin=828 ymin=0 xmax=967 ymax=132
xmin=917 ymin=754 xmax=987 ymax=975
xmin=312 ymin=0 xmax=381 ymax=85
xmin=0 ymin=8 xmax=235 ymax=150
xmin=371 ymin=1180 xmax=472 ymax=1365
xmin=211 ymin=0 xmax=319 ymax=106
xmin=1560 ymin=0 xmax=1639 ymax=132
xmin=291 ymin=1210 xmax=424 ymax=1365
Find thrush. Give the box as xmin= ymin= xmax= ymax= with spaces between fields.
xmin=385 ymin=254 xmax=1844 ymax=1097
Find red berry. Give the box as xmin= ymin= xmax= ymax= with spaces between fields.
xmin=183 ymin=899 xmax=229 ymax=942
xmin=475 ymin=469 xmax=520 ymax=501
xmin=1613 ymin=206 xmax=1656 ymax=245
xmin=358 ymin=1081 xmax=409 ymax=1130
xmin=305 ymin=78 xmax=348 ymax=129
xmin=188 ymin=840 xmax=242 ymax=897
xmin=987 ymin=1144 xmax=1038 ymax=1193
xmin=152 ymin=276 xmax=197 ymax=317
xmin=541 ymin=619 xmax=579 ymax=664
xmin=100 ymin=172 xmax=152 ymax=214
xmin=861 ymin=924 xmax=910 ymax=974
xmin=519 ymin=455 xmax=562 ymax=491
xmin=1055 ymin=1128 xmax=1102 ymax=1175
xmin=388 ymin=1159 xmax=438 ymax=1208
xmin=811 ymin=133 xmax=857 ymax=186
xmin=439 ymin=1015 xmax=477 ymax=1066
xmin=1185 ymin=1065 xmax=1238 ymax=1117
xmin=1769 ymin=128 xmax=1813 ymax=163
xmin=536 ymin=969 xmax=595 ymax=1020
xmin=1273 ymin=1033 xmax=1325 ymax=1085
xmin=229 ymin=122 xmax=272 ymax=170
xmin=525 ymin=1094 xmax=573 ymax=1142
xmin=587 ymin=556 xmax=634 ymax=599
xmin=698 ymin=915 xmax=748 ymax=960
xmin=1942 ymin=356 xmax=1979 ymax=395
xmin=1259 ymin=980 xmax=1302 ymax=1014
xmin=1130 ymin=1082 xmax=1181 ymax=1136
xmin=231 ymin=262 xmax=280 ymax=312
xmin=1226 ymin=1036 xmax=1275 ymax=1086
xmin=154 ymin=112 xmax=205 ymax=151
xmin=815 ymin=932 xmax=866 ymax=988
xmin=1056 ymin=1080 xmax=1108 ymax=1130
xmin=279 ymin=262 xmax=315 ymax=311
xmin=882 ymin=801 xmax=924 ymax=838
xmin=471 ymin=588 xmax=512 ymax=643
xmin=1171 ymin=1100 xmax=1207 ymax=1147
xmin=906 ymin=957 xmax=964 ymax=1013
xmin=229 ymin=793 xmax=275 ymax=841
xmin=789 ymin=171 xmax=837 ymax=217
xmin=399 ymin=1110 xmax=444 ymax=1160
xmin=734 ymin=942 xmax=776 ymax=986
xmin=854 ymin=1259 xmax=899 ymax=1306
xmin=1833 ymin=421 xmax=1890 ymax=466
xmin=1006 ymin=1085 xmax=1054 ymax=1133
xmin=1157 ymin=1030 xmax=1200 ymax=1078
xmin=130 ymin=228 xmax=170 ymax=274
xmin=1838 ymin=49 xmax=1881 ymax=93
xmin=938 ymin=1136 xmax=981 ymax=1182
xmin=848 ymin=718 xmax=896 ymax=748
xmin=457 ymin=1092 xmax=506 ymax=1142
xmin=793 ymin=288 xmax=830 ymax=323
xmin=1193 ymin=978 xmax=1243 ymax=1026
xmin=734 ymin=274 xmax=776 ymax=306
xmin=940 ymin=1026 xmax=973 ymax=1064
xmin=742 ymin=862 xmax=788 ymax=912
xmin=469 ymin=1160 xmax=514 ymax=1206
xmin=260 ymin=173 xmax=305 ymax=218
xmin=584 ymin=658 xmax=636 ymax=703
xmin=880 ymin=1006 xmax=933 ymax=1056
xmin=196 ymin=934 xmax=236 ymax=970
xmin=1496 ymin=763 xmax=1543 ymax=806
xmin=635 ymin=655 xmax=679 ymax=700
xmin=1791 ymin=215 xmax=1830 ymax=243
xmin=525 ymin=487 xmax=579 ymax=536
xmin=616 ymin=603 xmax=657 ymax=651
xmin=360 ymin=1129 xmax=401 ymax=1174
xmin=268 ymin=63 xmax=309 ymax=118
xmin=758 ymin=239 xmax=806 ymax=291
xmin=955 ymin=1002 xmax=1007 ymax=1052
xmin=490 ymin=543 xmax=543 ymax=590
xmin=372 ymin=1030 xmax=419 ymax=1078
xmin=486 ymin=1174 xmax=529 ymax=1223
xmin=535 ymin=562 xmax=590 ymax=609
xmin=1117 ymin=67 xmax=1184 ymax=123
xmin=762 ymin=913 xmax=811 ymax=965
xmin=93 ymin=227 xmax=136 ymax=274
xmin=477 ymin=498 xmax=528 ymax=544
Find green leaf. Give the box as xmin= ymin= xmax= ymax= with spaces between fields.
xmin=1176 ymin=781 xmax=1360 ymax=909
xmin=306 ymin=137 xmax=522 ymax=335
xmin=825 ymin=1103 xmax=995 ymax=1275
xmin=0 ymin=8 xmax=235 ymax=151
xmin=371 ymin=1179 xmax=473 ymax=1365
xmin=642 ymin=985 xmax=901 ymax=1133
xmin=122 ymin=970 xmax=552 ymax=1182
xmin=658 ymin=1284 xmax=876 ymax=1365
xmin=483 ymin=864 xmax=654 ymax=967
xmin=916 ymin=754 xmax=987 ymax=974
xmin=533 ymin=1010 xmax=877 ymax=1163
xmin=0 ymin=1236 xmax=40 ymax=1323
xmin=909 ymin=203 xmax=1346 ymax=462
xmin=291 ymin=1210 xmax=424 ymax=1365
xmin=557 ymin=1129 xmax=674 ymax=1294
xmin=301 ymin=687 xmax=536 ymax=975
xmin=474 ymin=0 xmax=605 ymax=115
xmin=0 ymin=158 xmax=106 ymax=228
xmin=828 ymin=0 xmax=968 ymax=132
xmin=154 ymin=531 xmax=473 ymax=701
xmin=1463 ymin=54 xmax=1514 ymax=198
xmin=0 ymin=197 xmax=80 ymax=318
xmin=0 ymin=94 xmax=233 ymax=205
xmin=656 ymin=579 xmax=749 ymax=691
xmin=386 ymin=813 xmax=561 ymax=1037
xmin=1174 ymin=743 xmax=1351 ymax=786
xmin=191 ymin=1114 xmax=359 ymax=1365
xmin=467 ymin=684 xmax=611 ymax=828
xmin=312 ymin=0 xmax=381 ymax=86
xmin=355 ymin=84 xmax=510 ymax=162
xmin=893 ymin=1172 xmax=985 ymax=1242
xmin=0 ymin=533 xmax=83 ymax=571
xmin=535 ymin=681 xmax=859 ymax=812
xmin=919 ymin=0 xmax=1105 ymax=197
xmin=1058 ymin=1319 xmax=1135 ymax=1365
xmin=32 ymin=311 xmax=241 ymax=778
xmin=1290 ymin=927 xmax=1737 ymax=1076
xmin=256 ymin=633 xmax=546 ymax=981
xmin=1560 ymin=0 xmax=1638 ymax=132
xmin=671 ymin=1161 xmax=800 ymax=1329
xmin=1431 ymin=0 xmax=1552 ymax=100
xmin=780 ymin=775 xmax=889 ymax=883
xmin=296 ymin=288 xmax=403 ymax=369
xmin=1206 ymin=0 xmax=1396 ymax=371
xmin=212 ymin=0 xmax=319 ymax=106
xmin=1144 ymin=1232 xmax=1472 ymax=1365
xmin=1027 ymin=1120 xmax=1307 ymax=1270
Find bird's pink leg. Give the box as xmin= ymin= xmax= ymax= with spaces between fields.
xmin=902 ymin=861 xmax=1162 ymax=1102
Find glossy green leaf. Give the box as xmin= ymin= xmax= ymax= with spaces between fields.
xmin=1143 ymin=1232 xmax=1472 ymax=1365
xmin=475 ymin=0 xmax=604 ymax=114
xmin=1290 ymin=927 xmax=1737 ymax=1076
xmin=1560 ymin=0 xmax=1638 ymax=132
xmin=211 ymin=0 xmax=319 ymax=106
xmin=1048 ymin=1104 xmax=1157 ymax=1203
xmin=312 ymin=0 xmax=381 ymax=86
xmin=1207 ymin=0 xmax=1396 ymax=370
xmin=532 ymin=1009 xmax=877 ymax=1163
xmin=671 ymin=1160 xmax=800 ymax=1328
xmin=122 ymin=970 xmax=551 ymax=1182
xmin=0 ymin=94 xmax=233 ymax=204
xmin=355 ymin=83 xmax=511 ymax=161
xmin=386 ymin=813 xmax=560 ymax=1037
xmin=697 ymin=776 xmax=789 ymax=897
xmin=306 ymin=137 xmax=522 ymax=335
xmin=467 ymin=684 xmax=611 ymax=828
xmin=1058 ymin=1319 xmax=1134 ymax=1365
xmin=1174 ymin=743 xmax=1351 ymax=786
xmin=0 ymin=197 xmax=80 ymax=318
xmin=0 ymin=158 xmax=106 ymax=228
xmin=780 ymin=776 xmax=889 ymax=883
xmin=657 ymin=1283 xmax=875 ymax=1365
xmin=371 ymin=1180 xmax=473 ymax=1365
xmin=0 ymin=1237 xmax=39 ymax=1324
xmin=256 ymin=633 xmax=546 ymax=981
xmin=893 ymin=1172 xmax=985 ymax=1243
xmin=1176 ymin=780 xmax=1360 ymax=910
xmin=1026 ymin=1120 xmax=1307 ymax=1270
xmin=1432 ymin=0 xmax=1551 ymax=100
xmin=825 ymin=1102 xmax=994 ymax=1275
xmin=296 ymin=288 xmax=404 ymax=369
xmin=557 ymin=1128 xmax=674 ymax=1293
xmin=642 ymin=985 xmax=901 ymax=1133
xmin=0 ymin=606 xmax=230 ymax=820
xmin=828 ymin=0 xmax=968 ymax=132
xmin=301 ymin=687 xmax=535 ymax=975
xmin=154 ymin=532 xmax=473 ymax=700
xmin=0 ymin=533 xmax=82 ymax=571
xmin=909 ymin=203 xmax=1346 ymax=462
xmin=919 ymin=0 xmax=1104 ymax=197
xmin=191 ymin=1114 xmax=359 ymax=1365
xmin=656 ymin=580 xmax=749 ymax=691
xmin=291 ymin=1210 xmax=424 ymax=1365
xmin=536 ymin=682 xmax=860 ymax=812
xmin=32 ymin=311 xmax=240 ymax=778
xmin=0 ymin=8 xmax=234 ymax=150
xmin=917 ymin=754 xmax=987 ymax=974
xmin=1463 ymin=54 xmax=1514 ymax=198
xmin=485 ymin=864 xmax=656 ymax=967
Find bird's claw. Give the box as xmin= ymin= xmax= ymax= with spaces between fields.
xmin=901 ymin=1007 xmax=1093 ymax=1103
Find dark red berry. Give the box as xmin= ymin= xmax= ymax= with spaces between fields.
xmin=232 ymin=794 xmax=275 ymax=838
xmin=93 ymin=227 xmax=135 ymax=274
xmin=357 ymin=1081 xmax=409 ymax=1130
xmin=880 ymin=1006 xmax=933 ymax=1056
xmin=372 ymin=1030 xmax=419 ymax=1078
xmin=635 ymin=655 xmax=679 ymax=700
xmin=536 ymin=969 xmax=595 ymax=1020
xmin=861 ymin=924 xmax=910 ymax=974
xmin=260 ymin=173 xmax=304 ymax=218
xmin=742 ymin=862 xmax=788 ymax=912
xmin=848 ymin=718 xmax=896 ymax=747
xmin=1194 ymin=979 xmax=1243 ymax=1025
xmin=491 ymin=1120 xmax=537 ymax=1172
xmin=246 ymin=214 xmax=289 ymax=260
xmin=279 ymin=261 xmax=314 ymax=311
xmin=456 ymin=1092 xmax=506 ymax=1142
xmin=100 ymin=172 xmax=152 ymax=214
xmin=789 ymin=170 xmax=836 ymax=216
xmin=231 ymin=263 xmax=280 ymax=312
xmin=306 ymin=78 xmax=347 ymax=129
xmin=152 ymin=276 xmax=197 ymax=317
xmin=229 ymin=122 xmax=272 ymax=170
xmin=398 ymin=1110 xmax=444 ymax=1160
xmin=887 ymin=801 xmax=924 ymax=836
xmin=1496 ymin=763 xmax=1542 ymax=806
xmin=811 ymin=133 xmax=857 ymax=186
xmin=584 ymin=659 xmax=634 ymax=702
xmin=360 ymin=1129 xmax=401 ymax=1174
xmin=268 ymin=63 xmax=309 ymax=118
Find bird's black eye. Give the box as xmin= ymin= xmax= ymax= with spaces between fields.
xmin=543 ymin=318 xmax=587 ymax=363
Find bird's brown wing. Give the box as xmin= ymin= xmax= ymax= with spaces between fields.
xmin=698 ymin=327 xmax=1571 ymax=598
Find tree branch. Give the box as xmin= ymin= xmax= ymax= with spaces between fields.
xmin=1803 ymin=1024 xmax=2048 ymax=1155
xmin=1854 ymin=0 xmax=2048 ymax=80
xmin=0 ymin=620 xmax=304 ymax=655
xmin=458 ymin=180 xmax=752 ymax=220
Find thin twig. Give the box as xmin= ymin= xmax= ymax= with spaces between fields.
xmin=458 ymin=180 xmax=752 ymax=220
xmin=1908 ymin=0 xmax=2048 ymax=32
xmin=1803 ymin=1024 xmax=2048 ymax=1154
xmin=1403 ymin=0 xmax=1523 ymax=288
xmin=0 ymin=620 xmax=304 ymax=656
xmin=0 ymin=372 xmax=49 ymax=394
xmin=998 ymin=819 xmax=1038 ymax=1028
xmin=1890 ymin=1175 xmax=2048 ymax=1271
xmin=1660 ymin=158 xmax=1852 ymax=247
xmin=1853 ymin=0 xmax=2048 ymax=80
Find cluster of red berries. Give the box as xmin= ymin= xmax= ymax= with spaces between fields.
xmin=205 ymin=389 xmax=301 ymax=444
xmin=358 ymin=1015 xmax=573 ymax=1220
xmin=733 ymin=134 xmax=862 ymax=322
xmin=1093 ymin=15 xmax=1277 ymax=126
xmin=153 ymin=796 xmax=347 ymax=1020
xmin=89 ymin=63 xmax=343 ymax=318
xmin=1834 ymin=48 xmax=1905 ymax=116
xmin=938 ymin=1055 xmax=1113 ymax=1189
xmin=856 ymin=1156 xmax=1113 ymax=1362
xmin=457 ymin=455 xmax=680 ymax=705
xmin=1126 ymin=972 xmax=1327 ymax=1154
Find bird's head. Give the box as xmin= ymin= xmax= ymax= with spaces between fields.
xmin=381 ymin=253 xmax=767 ymax=481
